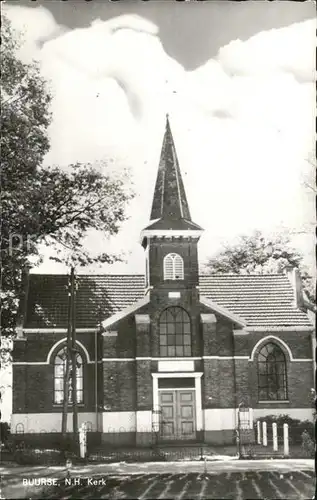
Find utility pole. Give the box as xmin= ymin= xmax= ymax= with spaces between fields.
xmin=70 ymin=267 xmax=79 ymax=452
xmin=61 ymin=270 xmax=73 ymax=443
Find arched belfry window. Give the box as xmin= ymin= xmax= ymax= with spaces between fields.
xmin=54 ymin=345 xmax=84 ymax=404
xmin=164 ymin=253 xmax=184 ymax=280
xmin=257 ymin=342 xmax=287 ymax=401
xmin=159 ymin=307 xmax=191 ymax=357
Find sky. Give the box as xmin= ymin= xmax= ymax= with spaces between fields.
xmin=3 ymin=0 xmax=316 ymax=277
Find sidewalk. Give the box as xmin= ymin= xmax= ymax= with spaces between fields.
xmin=1 ymin=458 xmax=314 ymax=477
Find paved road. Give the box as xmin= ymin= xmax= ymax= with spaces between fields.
xmin=1 ymin=460 xmax=315 ymax=499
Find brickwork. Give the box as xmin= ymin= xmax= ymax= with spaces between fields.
xmin=217 ymin=321 xmax=235 ymax=356
xmin=249 ymin=331 xmax=312 ymax=359
xmin=13 ymin=331 xmax=96 ymax=363
xmin=248 ymin=357 xmax=313 ymax=409
xmin=135 ymin=316 xmax=151 ymax=358
xmin=13 ymin=362 xmax=96 ymax=414
xmin=202 ymin=359 xmax=220 ymax=408
xmin=201 ymin=317 xmax=217 ymax=356
xmin=103 ymin=317 xmax=136 ymax=358
xmin=13 ymin=332 xmax=97 ymax=415
xmin=218 ymin=360 xmax=236 ymax=408
xmin=136 ymin=360 xmax=152 ymax=411
xmin=102 ymin=361 xmax=136 ymax=412
xmin=233 ymin=359 xmax=251 ymax=407
xmin=148 ymin=238 xmax=200 ymax=289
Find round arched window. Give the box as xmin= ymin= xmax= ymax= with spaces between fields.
xmin=159 ymin=307 xmax=191 ymax=357
xmin=257 ymin=342 xmax=287 ymax=401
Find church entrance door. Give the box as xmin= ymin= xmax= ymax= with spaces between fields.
xmin=159 ymin=389 xmax=196 ymax=441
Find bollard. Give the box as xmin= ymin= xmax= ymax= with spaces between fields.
xmin=257 ymin=421 xmax=261 ymax=444
xmin=204 ymin=457 xmax=207 ymax=474
xmin=283 ymin=423 xmax=289 ymax=457
xmin=262 ymin=421 xmax=267 ymax=447
xmin=66 ymin=458 xmax=72 ymax=478
xmin=272 ymin=422 xmax=278 ymax=451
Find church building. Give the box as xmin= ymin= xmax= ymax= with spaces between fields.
xmin=11 ymin=117 xmax=315 ymax=448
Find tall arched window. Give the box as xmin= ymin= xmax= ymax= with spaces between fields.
xmin=54 ymin=346 xmax=83 ymax=404
xmin=159 ymin=307 xmax=191 ymax=357
xmin=163 ymin=253 xmax=184 ymax=280
xmin=257 ymin=342 xmax=287 ymax=401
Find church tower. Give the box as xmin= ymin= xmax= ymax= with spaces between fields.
xmin=141 ymin=115 xmax=204 ymax=301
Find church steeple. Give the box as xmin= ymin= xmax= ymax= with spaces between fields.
xmin=141 ymin=115 xmax=203 ymax=290
xmin=150 ymin=114 xmax=191 ymax=222
xmin=143 ymin=115 xmax=203 ymax=234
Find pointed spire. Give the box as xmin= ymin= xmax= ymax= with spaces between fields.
xmin=150 ymin=115 xmax=192 ymax=223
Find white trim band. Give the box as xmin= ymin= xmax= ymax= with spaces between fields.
xmin=246 ymin=326 xmax=313 ymax=332
xmin=140 ymin=230 xmax=203 ymax=243
xmin=152 ymin=372 xmax=203 ymax=379
xmin=22 ymin=328 xmax=97 ymax=334
xmin=13 ymin=338 xmax=93 ymax=364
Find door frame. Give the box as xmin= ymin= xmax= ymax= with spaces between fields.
xmin=152 ymin=372 xmax=203 ymax=432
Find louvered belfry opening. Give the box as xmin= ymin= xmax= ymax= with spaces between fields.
xmin=164 ymin=253 xmax=184 ymax=280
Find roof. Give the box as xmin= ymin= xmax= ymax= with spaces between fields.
xmin=25 ymin=275 xmax=145 ymax=329
xmin=199 ymin=274 xmax=312 ymax=328
xmin=144 ymin=218 xmax=202 ymax=231
xmin=145 ymin=115 xmax=202 ymax=232
xmin=24 ymin=273 xmax=312 ymax=329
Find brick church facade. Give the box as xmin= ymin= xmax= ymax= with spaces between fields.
xmin=12 ymin=117 xmax=315 ymax=447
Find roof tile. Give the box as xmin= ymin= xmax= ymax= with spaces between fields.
xmin=24 ymin=273 xmax=312 ymax=329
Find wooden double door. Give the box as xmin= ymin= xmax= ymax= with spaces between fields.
xmin=159 ymin=389 xmax=196 ymax=441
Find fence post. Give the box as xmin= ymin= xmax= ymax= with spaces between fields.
xmin=257 ymin=421 xmax=261 ymax=444
xmin=283 ymin=423 xmax=289 ymax=457
xmin=272 ymin=422 xmax=278 ymax=451
xmin=262 ymin=421 xmax=267 ymax=447
xmin=79 ymin=423 xmax=87 ymax=459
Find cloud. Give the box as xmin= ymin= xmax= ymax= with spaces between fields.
xmin=217 ymin=19 xmax=315 ymax=83
xmin=91 ymin=15 xmax=159 ymax=36
xmin=3 ymin=4 xmax=67 ymax=62
xmin=4 ymin=7 xmax=315 ymax=274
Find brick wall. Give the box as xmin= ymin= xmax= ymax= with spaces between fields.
xmin=102 ymin=361 xmax=136 ymax=412
xmin=148 ymin=237 xmax=200 ymax=288
xmin=13 ymin=331 xmax=96 ymax=363
xmin=13 ymin=331 xmax=98 ymax=414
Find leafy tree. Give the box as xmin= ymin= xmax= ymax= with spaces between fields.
xmin=204 ymin=230 xmax=314 ymax=303
xmin=1 ymin=16 xmax=134 ymax=347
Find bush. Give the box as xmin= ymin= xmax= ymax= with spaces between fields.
xmin=301 ymin=430 xmax=315 ymax=458
xmin=0 ymin=422 xmax=11 ymax=444
xmin=14 ymin=448 xmax=63 ymax=465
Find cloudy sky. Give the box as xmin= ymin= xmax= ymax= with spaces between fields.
xmin=4 ymin=0 xmax=316 ymax=275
